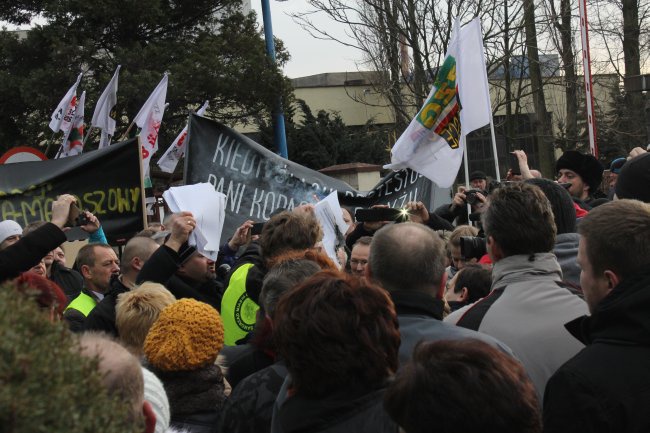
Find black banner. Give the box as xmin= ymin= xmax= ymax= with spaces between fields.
xmin=185 ymin=115 xmax=432 ymax=238
xmin=0 ymin=139 xmax=145 ymax=243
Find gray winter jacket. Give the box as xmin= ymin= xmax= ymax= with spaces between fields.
xmin=554 ymin=233 xmax=581 ymax=289
xmin=445 ymin=253 xmax=588 ymax=399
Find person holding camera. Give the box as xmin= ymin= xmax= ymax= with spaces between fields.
xmin=434 ymin=171 xmax=489 ymax=226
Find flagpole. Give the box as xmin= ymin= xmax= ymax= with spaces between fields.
xmin=120 ymin=121 xmax=136 ymax=141
xmin=474 ymin=19 xmax=501 ymax=181
xmin=488 ymin=117 xmax=501 ymax=180
xmin=82 ymin=125 xmax=95 ymax=146
xmin=44 ymin=132 xmax=58 ymax=158
xmin=462 ymin=135 xmax=472 ymax=223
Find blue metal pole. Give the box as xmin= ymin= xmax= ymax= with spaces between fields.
xmin=260 ymin=0 xmax=289 ymax=159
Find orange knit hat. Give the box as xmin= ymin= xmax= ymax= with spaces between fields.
xmin=144 ymin=298 xmax=224 ymax=371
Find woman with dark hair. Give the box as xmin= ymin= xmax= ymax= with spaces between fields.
xmin=272 ymin=271 xmax=400 ymax=433
xmin=385 ymin=339 xmax=541 ymax=433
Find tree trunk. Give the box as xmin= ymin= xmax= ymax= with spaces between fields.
xmin=559 ymin=0 xmax=578 ymax=150
xmin=622 ymin=0 xmax=646 ymax=147
xmin=523 ymin=0 xmax=555 ymax=176
xmin=407 ymin=0 xmax=425 ymax=107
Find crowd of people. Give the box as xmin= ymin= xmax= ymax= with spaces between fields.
xmin=1 ymin=145 xmax=650 ymax=433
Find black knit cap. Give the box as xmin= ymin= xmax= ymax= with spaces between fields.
xmin=178 ymin=241 xmax=197 ymax=263
xmin=556 ymin=150 xmax=604 ymax=193
xmin=616 ymin=152 xmax=650 ymax=203
xmin=469 ymin=170 xmax=487 ymax=181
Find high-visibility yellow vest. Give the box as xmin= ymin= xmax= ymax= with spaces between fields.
xmin=64 ymin=291 xmax=97 ymax=317
xmin=220 ymin=263 xmax=259 ymax=346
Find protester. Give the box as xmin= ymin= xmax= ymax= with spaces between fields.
xmin=468 ymin=170 xmax=488 ymax=190
xmin=84 ymin=236 xmax=161 ymax=336
xmin=144 ymin=298 xmax=228 ymax=433
xmin=349 ymin=236 xmax=371 ymax=276
xmin=556 ymin=150 xmax=604 ymax=206
xmin=116 ymin=282 xmax=177 ymax=358
xmin=142 ymin=367 xmax=172 ymax=433
xmin=385 ymin=340 xmax=541 ymax=433
xmin=221 ymin=209 xmax=322 ymax=346
xmin=0 ymin=194 xmax=76 ymax=282
xmin=445 ymin=183 xmax=588 ymax=399
xmin=543 ymin=200 xmax=650 ymax=433
xmin=79 ymin=333 xmax=157 ymax=433
xmin=272 ymin=271 xmax=400 ymax=433
xmin=446 ymin=225 xmax=480 ymax=278
xmin=221 ymin=249 xmax=337 ymax=388
xmin=11 ymin=272 xmax=68 ymax=319
xmin=614 ymin=150 xmax=650 ymax=203
xmin=63 ymin=243 xmax=120 ymax=332
xmin=525 ymin=178 xmax=582 ymax=289
xmin=218 ymin=259 xmax=323 ymax=433
xmin=0 ymin=288 xmax=143 ymax=433
xmin=384 ymin=340 xmax=542 ymax=433
xmin=136 ymin=211 xmax=221 ymax=310
xmin=607 ymin=157 xmax=626 ymax=199
xmin=0 ymin=219 xmax=23 ymax=250
xmin=444 ymin=264 xmax=491 ymax=311
xmin=367 ymin=222 xmax=512 ymax=365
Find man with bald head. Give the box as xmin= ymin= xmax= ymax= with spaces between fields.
xmin=366 ymin=222 xmax=512 ymax=365
xmin=79 ymin=333 xmax=157 ymax=433
xmin=84 ymin=236 xmax=160 ymax=336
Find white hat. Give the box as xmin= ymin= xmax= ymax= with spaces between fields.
xmin=142 ymin=367 xmax=170 ymax=433
xmin=0 ymin=220 xmax=23 ymax=245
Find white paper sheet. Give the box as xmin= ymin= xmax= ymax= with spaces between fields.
xmin=314 ymin=191 xmax=350 ymax=265
xmin=162 ymin=183 xmax=226 ymax=261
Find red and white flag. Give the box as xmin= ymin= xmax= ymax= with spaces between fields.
xmin=133 ymin=74 xmax=168 ymax=182
xmin=49 ymin=73 xmax=82 ymax=133
xmin=57 ymin=91 xmax=85 ymax=158
xmin=157 ymin=100 xmax=209 ymax=173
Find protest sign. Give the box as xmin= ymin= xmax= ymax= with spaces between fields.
xmin=185 ymin=114 xmax=432 ymax=238
xmin=0 ymin=138 xmax=145 ymax=243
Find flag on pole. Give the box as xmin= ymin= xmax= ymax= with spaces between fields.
xmin=134 ymin=74 xmax=168 ymax=183
xmin=49 ymin=73 xmax=83 ymax=132
xmin=57 ymin=91 xmax=85 ymax=158
xmin=157 ymin=100 xmax=209 ymax=173
xmin=92 ymin=65 xmax=121 ymax=149
xmin=385 ymin=18 xmax=491 ymax=188
xmin=58 ymin=94 xmax=78 ymax=146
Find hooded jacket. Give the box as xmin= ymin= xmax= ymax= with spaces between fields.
xmin=543 ymin=270 xmax=650 ymax=433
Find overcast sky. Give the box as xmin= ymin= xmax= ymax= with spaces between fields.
xmin=250 ymin=1 xmax=365 ymax=78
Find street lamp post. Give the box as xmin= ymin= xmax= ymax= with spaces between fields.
xmin=260 ymin=0 xmax=289 ymax=159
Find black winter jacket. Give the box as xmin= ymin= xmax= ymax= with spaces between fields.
xmin=136 ymin=244 xmax=221 ymax=310
xmin=83 ymin=276 xmax=130 ymax=336
xmin=543 ymin=271 xmax=650 ymax=433
xmin=0 ymin=223 xmax=66 ymax=283
xmin=49 ymin=260 xmax=83 ymax=302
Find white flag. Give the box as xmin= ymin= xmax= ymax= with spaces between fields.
xmin=57 ymin=91 xmax=86 ymax=158
xmin=49 ymin=73 xmax=83 ymax=132
xmin=385 ymin=18 xmax=491 ymax=188
xmin=92 ymin=65 xmax=121 ymax=149
xmin=157 ymin=100 xmax=209 ymax=173
xmin=134 ymin=74 xmax=168 ymax=180
xmin=58 ymin=94 xmax=78 ymax=145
